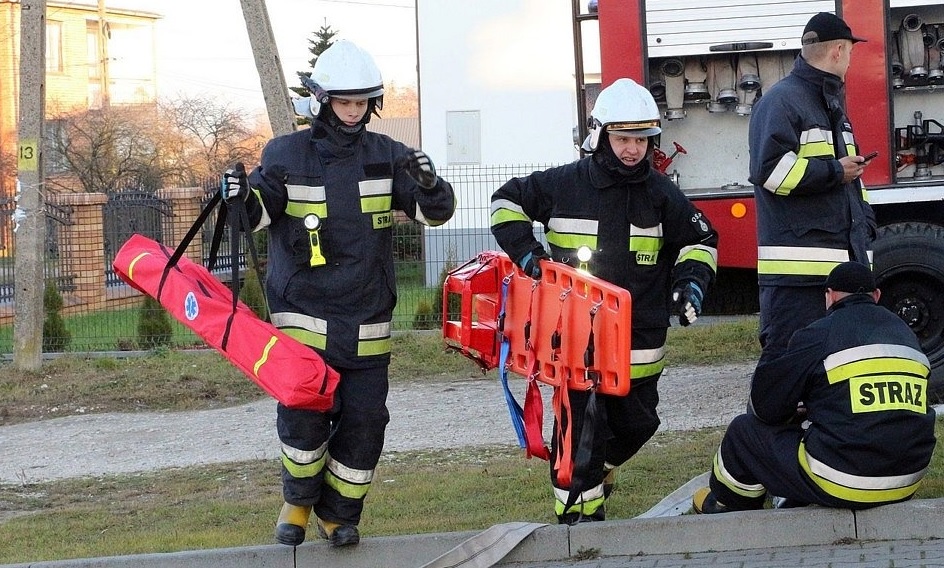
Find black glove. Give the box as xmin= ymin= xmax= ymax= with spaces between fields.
xmin=517 ymin=246 xmax=550 ymax=279
xmin=221 ymin=163 xmax=249 ymax=202
xmin=403 ymin=150 xmax=438 ymax=190
xmin=671 ymin=280 xmax=704 ymax=326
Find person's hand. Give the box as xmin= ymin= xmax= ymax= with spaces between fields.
xmin=517 ymin=247 xmax=550 ymax=279
xmin=672 ymin=280 xmax=704 ymax=326
xmin=403 ymin=150 xmax=438 ymax=190
xmin=838 ymin=155 xmax=865 ymax=184
xmin=221 ymin=163 xmax=249 ymax=202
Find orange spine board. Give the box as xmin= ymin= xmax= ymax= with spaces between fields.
xmin=443 ymin=251 xmax=632 ymax=396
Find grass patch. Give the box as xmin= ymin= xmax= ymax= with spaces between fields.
xmin=0 ymin=428 xmax=725 ymax=564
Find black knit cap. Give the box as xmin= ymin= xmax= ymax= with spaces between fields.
xmin=824 ymin=261 xmax=876 ymax=294
xmin=802 ymin=12 xmax=867 ymax=45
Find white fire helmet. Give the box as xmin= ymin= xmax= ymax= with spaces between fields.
xmin=294 ymin=40 xmax=385 ymax=119
xmin=582 ymin=78 xmax=662 ymax=152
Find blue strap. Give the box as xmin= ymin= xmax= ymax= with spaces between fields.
xmin=498 ymin=276 xmax=526 ymax=448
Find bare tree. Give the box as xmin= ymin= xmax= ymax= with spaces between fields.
xmin=156 ymin=96 xmax=266 ymax=185
xmin=46 ymin=105 xmax=161 ymax=193
xmin=44 ymin=97 xmax=267 ymax=193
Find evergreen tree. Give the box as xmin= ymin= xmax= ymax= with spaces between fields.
xmin=137 ymin=295 xmax=174 ymax=350
xmin=42 ymin=280 xmax=71 ymax=352
xmin=290 ymin=21 xmax=339 ymax=100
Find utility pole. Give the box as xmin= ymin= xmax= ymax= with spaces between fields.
xmin=97 ymin=0 xmax=110 ymax=108
xmin=14 ymin=0 xmax=47 ymax=371
xmin=239 ymin=0 xmax=296 ymax=137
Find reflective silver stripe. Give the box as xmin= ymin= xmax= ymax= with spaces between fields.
xmin=804 ymin=449 xmax=927 ymax=491
xmin=764 ymin=152 xmax=799 ymax=192
xmin=281 ymin=441 xmax=328 ymax=465
xmin=553 ymin=483 xmax=604 ymax=504
xmin=490 ymin=198 xmax=525 ymax=216
xmin=287 ymin=184 xmax=327 ymax=202
xmin=358 ymin=178 xmax=392 ymax=196
xmin=825 ymin=344 xmax=930 ymax=372
xmin=757 ymin=246 xmax=850 ymax=262
xmin=250 ymin=188 xmax=272 ymax=231
xmin=630 ymin=224 xmax=662 ymax=238
xmin=548 ymin=217 xmax=598 ymax=236
xmin=801 ymin=127 xmax=831 ymax=145
xmin=271 ymin=312 xmax=328 ymax=335
xmin=327 ymin=456 xmax=374 ymax=484
xmin=359 ymin=321 xmax=391 ymax=340
xmin=631 ymin=347 xmax=665 ymax=365
xmin=715 ymin=444 xmax=766 ymax=494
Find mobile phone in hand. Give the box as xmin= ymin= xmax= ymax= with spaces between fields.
xmin=862 ymin=151 xmax=879 ymax=162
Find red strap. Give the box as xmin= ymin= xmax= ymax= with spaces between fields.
xmin=520 ymin=281 xmax=550 ymax=460
xmin=522 ymin=378 xmax=550 ymax=460
xmin=551 ymin=380 xmax=573 ymax=486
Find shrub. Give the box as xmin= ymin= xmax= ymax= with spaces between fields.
xmin=42 ymin=280 xmax=72 ymax=352
xmin=137 ymin=295 xmax=173 ymax=349
xmin=412 ymin=296 xmax=439 ymax=330
xmin=239 ymin=259 xmax=268 ymax=320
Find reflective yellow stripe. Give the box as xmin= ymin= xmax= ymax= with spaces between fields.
xmin=630 ymin=347 xmax=665 ymax=381
xmin=324 ymin=458 xmax=373 ymax=500
xmin=281 ymin=443 xmax=328 ymax=479
xmin=126 ymin=252 xmax=150 ymax=281
xmin=678 ymin=245 xmax=718 ymax=272
xmin=630 ymin=235 xmax=661 ymax=252
xmin=757 ymin=259 xmax=841 ymax=277
xmin=712 ymin=445 xmax=767 ymax=499
xmin=272 ymin=311 xmax=328 ymax=350
xmin=490 ymin=199 xmax=529 ymax=227
xmin=547 ymin=231 xmax=597 ymax=250
xmin=279 ymin=328 xmax=325 ymax=350
xmin=286 ymin=201 xmax=329 ymax=219
xmin=253 ymin=336 xmax=278 ymax=376
xmin=799 ymin=442 xmax=925 ymax=503
xmin=826 ymin=358 xmax=930 ymax=385
xmin=358 ymin=322 xmax=391 ymax=357
xmin=358 ymin=337 xmax=391 ymax=356
xmin=553 ymin=484 xmax=605 ymax=516
xmin=361 ymin=195 xmax=392 ymax=213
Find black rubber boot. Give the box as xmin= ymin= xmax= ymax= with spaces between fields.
xmin=275 ymin=502 xmax=312 ymax=546
xmin=317 ymin=517 xmax=361 ymax=547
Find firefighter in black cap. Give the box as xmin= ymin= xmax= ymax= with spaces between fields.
xmin=693 ymin=261 xmax=936 ymax=513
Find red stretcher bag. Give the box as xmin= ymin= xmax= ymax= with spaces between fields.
xmin=112 ymin=195 xmax=339 ymax=411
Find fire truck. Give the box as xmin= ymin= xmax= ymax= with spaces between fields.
xmin=572 ymin=0 xmax=944 ymax=399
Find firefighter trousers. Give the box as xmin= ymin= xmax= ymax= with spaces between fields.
xmin=277 ymin=365 xmax=390 ymax=526
xmin=710 ymin=413 xmax=873 ymax=511
xmin=758 ymin=285 xmax=827 ymax=364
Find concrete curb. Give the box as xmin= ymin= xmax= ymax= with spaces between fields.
xmin=6 ymin=499 xmax=944 ymax=567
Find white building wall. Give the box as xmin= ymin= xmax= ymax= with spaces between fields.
xmin=417 ymin=0 xmax=580 ymax=167
xmin=417 ymin=0 xmax=585 ymax=284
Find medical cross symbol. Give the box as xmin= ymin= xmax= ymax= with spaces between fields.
xmin=185 ymin=292 xmax=199 ymax=321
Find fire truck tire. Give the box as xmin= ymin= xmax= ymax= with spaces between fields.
xmin=702 ymin=268 xmax=759 ymax=316
xmin=873 ymin=222 xmax=944 ymax=403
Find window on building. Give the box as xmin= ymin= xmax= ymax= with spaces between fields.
xmin=446 ymin=110 xmax=481 ymax=165
xmin=46 ymin=21 xmax=63 ymax=73
xmin=87 ymin=21 xmax=102 ymax=108
xmin=43 ymin=119 xmax=69 ymax=174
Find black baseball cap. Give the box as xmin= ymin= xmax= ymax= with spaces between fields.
xmin=824 ymin=261 xmax=876 ymax=294
xmin=801 ymin=12 xmax=867 ymax=45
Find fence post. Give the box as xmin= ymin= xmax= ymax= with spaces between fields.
xmin=49 ymin=192 xmax=108 ymax=311
xmin=157 ymin=186 xmax=206 ymax=262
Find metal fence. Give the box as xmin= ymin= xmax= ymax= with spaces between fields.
xmin=0 ymin=163 xmax=558 ymax=353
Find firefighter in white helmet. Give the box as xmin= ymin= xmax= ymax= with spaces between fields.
xmin=221 ymin=39 xmax=456 ymax=547
xmin=490 ymin=78 xmax=718 ymax=524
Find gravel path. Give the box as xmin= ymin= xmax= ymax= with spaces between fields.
xmin=0 ymin=363 xmax=754 ymax=484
